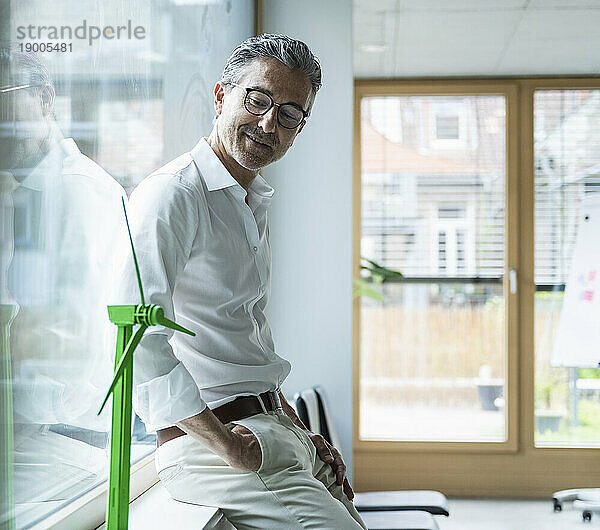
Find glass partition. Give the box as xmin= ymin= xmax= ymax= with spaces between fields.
xmin=1 ymin=1 xmax=254 ymax=527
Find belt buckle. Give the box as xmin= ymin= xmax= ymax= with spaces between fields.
xmin=268 ymin=390 xmax=282 ymax=412
xmin=257 ymin=390 xmax=283 ymax=414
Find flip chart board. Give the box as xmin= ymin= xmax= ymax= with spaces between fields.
xmin=552 ymin=196 xmax=600 ymax=368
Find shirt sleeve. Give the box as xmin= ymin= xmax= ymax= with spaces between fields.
xmin=111 ymin=172 xmax=207 ymax=431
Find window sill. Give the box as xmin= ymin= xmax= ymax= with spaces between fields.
xmin=28 ymin=449 xmax=232 ymax=530
xmin=96 ymin=482 xmax=232 ymax=530
xmin=30 ymin=451 xmax=157 ymax=530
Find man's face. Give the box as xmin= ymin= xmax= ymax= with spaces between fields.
xmin=215 ymin=58 xmax=313 ymax=171
xmin=0 ymin=84 xmax=51 ymax=173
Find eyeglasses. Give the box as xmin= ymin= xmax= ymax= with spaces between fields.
xmin=0 ymin=84 xmax=41 ymax=94
xmin=228 ymin=83 xmax=308 ymax=130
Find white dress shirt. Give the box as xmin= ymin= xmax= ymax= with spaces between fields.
xmin=117 ymin=138 xmax=291 ymax=431
xmin=7 ymin=138 xmax=126 ymax=431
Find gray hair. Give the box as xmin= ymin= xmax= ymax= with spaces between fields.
xmin=0 ymin=44 xmax=56 ymax=121
xmin=0 ymin=44 xmax=53 ymax=90
xmin=220 ymin=33 xmax=322 ymax=112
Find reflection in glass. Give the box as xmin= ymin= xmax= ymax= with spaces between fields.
xmin=0 ymin=46 xmax=127 ymax=528
xmin=2 ymin=1 xmax=254 ymax=526
xmin=359 ymin=95 xmax=507 ymax=442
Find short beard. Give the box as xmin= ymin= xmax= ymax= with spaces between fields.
xmin=230 ymin=126 xmax=276 ymax=171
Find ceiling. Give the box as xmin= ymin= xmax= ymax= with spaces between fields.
xmin=353 ymin=0 xmax=600 ymax=78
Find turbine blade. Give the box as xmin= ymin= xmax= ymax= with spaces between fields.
xmin=157 ymin=314 xmax=195 ymax=336
xmin=98 ymin=324 xmax=147 ymax=415
xmin=122 ymin=197 xmax=146 ymax=306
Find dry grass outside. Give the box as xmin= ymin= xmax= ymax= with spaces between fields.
xmin=360 ymin=385 xmax=482 ymax=408
xmin=360 ymin=297 xmax=565 ymax=408
xmin=360 ymin=303 xmax=505 ymax=379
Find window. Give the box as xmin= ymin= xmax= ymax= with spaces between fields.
xmin=533 ymin=89 xmax=600 ymax=447
xmin=436 ymin=115 xmax=460 ymax=139
xmin=354 ymin=79 xmax=600 ymax=498
xmin=437 ymin=231 xmax=447 ymax=272
xmin=358 ymin=93 xmax=508 ymax=443
xmin=429 ymin=100 xmax=471 ymax=149
xmin=456 ymin=230 xmax=466 ymax=272
xmin=2 ymin=2 xmax=254 ymax=528
xmin=438 ymin=206 xmax=465 ymax=219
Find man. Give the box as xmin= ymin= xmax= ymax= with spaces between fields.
xmin=120 ymin=34 xmax=367 ymax=529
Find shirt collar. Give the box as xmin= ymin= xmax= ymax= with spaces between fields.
xmin=0 ymin=171 xmax=19 ymax=194
xmin=191 ymin=138 xmax=239 ymax=192
xmin=20 ymin=138 xmax=81 ymax=191
xmin=246 ymin=173 xmax=274 ymax=212
xmin=191 ymin=138 xmax=274 ymax=210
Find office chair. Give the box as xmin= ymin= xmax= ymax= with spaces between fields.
xmin=553 ymin=488 xmax=600 ymax=522
xmin=359 ymin=510 xmax=440 ymax=530
xmin=294 ymin=387 xmax=449 ymax=517
xmin=293 ymin=387 xmax=440 ymax=530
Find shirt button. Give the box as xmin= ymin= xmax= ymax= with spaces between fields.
xmin=252 ymin=246 xmax=258 ymax=252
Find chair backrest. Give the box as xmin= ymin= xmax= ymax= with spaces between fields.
xmin=293 ymin=390 xmax=310 ymax=429
xmin=294 ymin=386 xmax=342 ymax=451
xmin=293 ymin=388 xmax=321 ymax=433
xmin=313 ymin=385 xmax=342 ymax=450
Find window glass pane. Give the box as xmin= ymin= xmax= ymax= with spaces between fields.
xmin=534 ymin=89 xmax=600 ymax=448
xmin=359 ymin=95 xmax=507 ymax=442
xmin=436 ymin=115 xmax=459 ymax=139
xmin=1 ymin=1 xmax=254 ymax=527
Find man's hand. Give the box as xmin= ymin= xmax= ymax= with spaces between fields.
xmin=276 ymin=391 xmax=355 ymax=501
xmin=178 ymin=409 xmax=262 ymax=472
xmin=225 ymin=424 xmax=262 ymax=471
xmin=307 ymin=431 xmax=354 ymax=501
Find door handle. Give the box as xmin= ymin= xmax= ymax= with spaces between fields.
xmin=509 ymin=268 xmax=518 ymax=294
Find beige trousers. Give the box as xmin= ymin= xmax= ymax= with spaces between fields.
xmin=155 ymin=410 xmax=367 ymax=530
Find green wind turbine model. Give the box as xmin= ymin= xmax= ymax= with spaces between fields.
xmin=98 ymin=198 xmax=195 ymax=529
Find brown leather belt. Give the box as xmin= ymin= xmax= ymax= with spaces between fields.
xmin=156 ymin=390 xmax=282 ymax=448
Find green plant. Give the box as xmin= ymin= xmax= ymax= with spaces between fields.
xmin=353 ymin=257 xmax=403 ymax=301
xmin=535 ymin=374 xmax=568 ymax=411
xmin=578 ymin=367 xmax=600 ymax=379
xmin=535 ymin=376 xmax=565 ymax=410
xmin=578 ymin=400 xmax=600 ymax=428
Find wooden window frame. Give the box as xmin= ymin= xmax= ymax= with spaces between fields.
xmin=353 ymin=78 xmax=600 ymax=497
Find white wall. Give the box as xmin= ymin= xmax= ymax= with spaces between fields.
xmin=260 ymin=1 xmax=355 ymax=476
xmin=163 ymin=0 xmax=254 ymax=160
